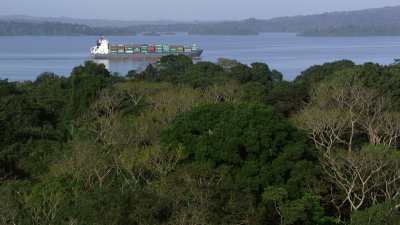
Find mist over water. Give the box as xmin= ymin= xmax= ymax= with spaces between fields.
xmin=1 ymin=33 xmax=400 ymax=81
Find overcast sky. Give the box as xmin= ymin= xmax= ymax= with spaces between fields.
xmin=1 ymin=0 xmax=400 ymax=21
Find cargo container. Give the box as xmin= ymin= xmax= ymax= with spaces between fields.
xmin=148 ymin=46 xmax=156 ymax=52
xmin=140 ymin=45 xmax=148 ymax=53
xmin=163 ymin=46 xmax=170 ymax=52
xmin=125 ymin=45 xmax=134 ymax=54
xmin=90 ymin=37 xmax=203 ymax=60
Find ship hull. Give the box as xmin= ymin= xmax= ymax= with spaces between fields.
xmin=91 ymin=50 xmax=203 ymax=60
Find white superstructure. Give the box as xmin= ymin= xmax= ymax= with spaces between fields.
xmin=90 ymin=37 xmax=109 ymax=55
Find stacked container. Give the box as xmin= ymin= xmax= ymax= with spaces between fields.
xmin=133 ymin=45 xmax=141 ymax=53
xmin=115 ymin=44 xmax=124 ymax=54
xmin=184 ymin=46 xmax=192 ymax=53
xmin=169 ymin=45 xmax=178 ymax=53
xmin=177 ymin=46 xmax=184 ymax=53
xmin=125 ymin=45 xmax=134 ymax=54
xmin=103 ymin=42 xmax=200 ymax=56
xmin=140 ymin=45 xmax=148 ymax=53
xmin=110 ymin=45 xmax=118 ymax=54
xmin=163 ymin=45 xmax=170 ymax=53
xmin=148 ymin=45 xmax=156 ymax=53
xmin=155 ymin=44 xmax=163 ymax=53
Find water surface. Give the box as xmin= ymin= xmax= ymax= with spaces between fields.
xmin=1 ymin=33 xmax=400 ymax=80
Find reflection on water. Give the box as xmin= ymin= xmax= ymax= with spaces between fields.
xmin=92 ymin=57 xmax=203 ymax=75
xmin=92 ymin=59 xmax=110 ymax=69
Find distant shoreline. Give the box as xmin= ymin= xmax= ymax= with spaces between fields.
xmin=4 ymin=32 xmax=400 ymax=37
xmin=4 ymin=4 xmax=400 ymax=37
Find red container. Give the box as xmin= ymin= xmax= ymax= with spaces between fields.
xmin=148 ymin=46 xmax=156 ymax=52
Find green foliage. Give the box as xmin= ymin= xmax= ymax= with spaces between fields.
xmin=71 ymin=61 xmax=111 ymax=77
xmin=294 ymin=60 xmax=356 ymax=87
xmin=136 ymin=64 xmax=159 ymax=81
xmin=263 ymin=189 xmax=334 ymax=225
xmin=161 ymin=103 xmax=318 ymax=194
xmin=68 ymin=61 xmax=117 ymax=118
xmin=280 ymin=193 xmax=331 ymax=225
xmin=137 ymin=57 xmax=282 ymax=91
xmin=2 ymin=58 xmax=400 ymax=225
xmin=0 ymin=92 xmax=64 ymax=178
xmin=0 ymin=79 xmax=19 ymax=97
xmin=250 ymin=62 xmax=273 ymax=83
xmin=217 ymin=58 xmax=241 ymax=71
xmin=158 ymin=55 xmax=193 ymax=81
xmin=230 ymin=63 xmax=252 ymax=83
xmin=265 ymin=81 xmax=309 ymax=116
xmin=263 ymin=186 xmax=288 ymax=203
xmin=0 ymin=180 xmax=31 ymax=224
xmin=330 ymin=63 xmax=400 ymax=108
xmin=180 ymin=61 xmax=225 ymax=88
xmin=126 ymin=69 xmax=137 ymax=78
xmin=351 ymin=201 xmax=400 ymax=225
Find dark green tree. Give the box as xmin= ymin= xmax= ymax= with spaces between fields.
xmin=351 ymin=201 xmax=400 ymax=225
xmin=161 ymin=103 xmax=323 ymax=224
xmin=67 ymin=61 xmax=116 ymax=118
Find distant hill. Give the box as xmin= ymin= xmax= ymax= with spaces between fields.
xmin=0 ymin=15 xmax=181 ymax=27
xmin=0 ymin=21 xmax=137 ymax=36
xmin=256 ymin=5 xmax=400 ymax=36
xmin=2 ymin=5 xmax=400 ymax=36
xmin=299 ymin=25 xmax=400 ymax=37
xmin=256 ymin=5 xmax=400 ymax=33
xmin=0 ymin=20 xmax=258 ymax=36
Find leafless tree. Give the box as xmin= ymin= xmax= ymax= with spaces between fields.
xmin=295 ymin=79 xmax=400 ymax=154
xmin=295 ymin=107 xmax=349 ymax=155
xmin=321 ymin=148 xmax=400 ymax=212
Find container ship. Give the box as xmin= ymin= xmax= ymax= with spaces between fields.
xmin=90 ymin=37 xmax=203 ymax=60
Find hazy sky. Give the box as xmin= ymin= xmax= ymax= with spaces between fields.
xmin=1 ymin=0 xmax=400 ymax=21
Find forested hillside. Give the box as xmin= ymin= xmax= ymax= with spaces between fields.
xmin=3 ymin=5 xmax=400 ymax=36
xmin=299 ymin=25 xmax=400 ymax=36
xmin=0 ymin=21 xmax=137 ymax=36
xmin=260 ymin=5 xmax=400 ymax=32
xmin=1 ymin=56 xmax=400 ymax=224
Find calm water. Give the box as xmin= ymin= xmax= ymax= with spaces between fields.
xmin=1 ymin=33 xmax=400 ymax=81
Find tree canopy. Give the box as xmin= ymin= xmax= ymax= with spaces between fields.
xmin=1 ymin=57 xmax=400 ymax=225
